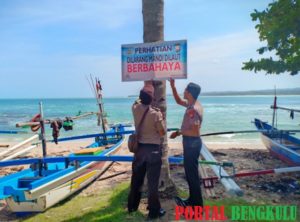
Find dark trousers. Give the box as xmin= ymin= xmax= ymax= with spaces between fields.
xmin=183 ymin=136 xmax=203 ymax=206
xmin=127 ymin=143 xmax=162 ymax=215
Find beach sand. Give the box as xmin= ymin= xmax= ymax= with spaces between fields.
xmin=1 ymin=139 xmax=300 ymax=221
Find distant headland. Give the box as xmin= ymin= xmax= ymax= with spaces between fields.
xmin=128 ymin=87 xmax=300 ymax=97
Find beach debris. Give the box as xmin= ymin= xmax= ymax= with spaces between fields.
xmin=240 ymin=150 xmax=270 ymax=161
xmin=211 ymin=151 xmax=227 ymax=156
xmin=82 ymin=207 xmax=92 ymax=211
xmin=256 ymin=178 xmax=300 ymax=194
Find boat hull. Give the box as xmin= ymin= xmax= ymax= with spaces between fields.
xmin=6 ymin=160 xmax=109 ymax=213
xmin=260 ymin=134 xmax=300 ymax=166
xmin=254 ymin=118 xmax=300 ymax=166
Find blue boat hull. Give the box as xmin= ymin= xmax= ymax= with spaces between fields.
xmin=254 ymin=119 xmax=300 ymax=166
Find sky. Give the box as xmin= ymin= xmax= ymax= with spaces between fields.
xmin=0 ymin=0 xmax=299 ymax=98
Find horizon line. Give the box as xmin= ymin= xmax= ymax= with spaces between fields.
xmin=1 ymin=94 xmax=300 ymax=100
xmin=0 ymin=87 xmax=299 ymax=100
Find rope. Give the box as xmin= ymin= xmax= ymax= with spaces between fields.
xmin=97 ymin=171 xmax=127 ymax=181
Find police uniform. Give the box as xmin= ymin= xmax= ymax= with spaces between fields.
xmin=127 ymin=101 xmax=165 ymax=217
xmin=181 ymin=101 xmax=204 ymax=207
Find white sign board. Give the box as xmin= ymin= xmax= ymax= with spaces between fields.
xmin=121 ymin=40 xmax=187 ymax=81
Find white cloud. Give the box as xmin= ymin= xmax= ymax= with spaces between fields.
xmin=168 ymin=30 xmax=300 ymax=93
xmin=189 ymin=29 xmax=262 ymax=64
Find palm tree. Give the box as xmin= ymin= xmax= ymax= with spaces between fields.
xmin=142 ymin=0 xmax=175 ymax=194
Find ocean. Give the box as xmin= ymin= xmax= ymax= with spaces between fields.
xmin=0 ymin=96 xmax=299 ymax=144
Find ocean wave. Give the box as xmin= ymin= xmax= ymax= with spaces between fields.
xmin=217 ymin=134 xmax=235 ymax=138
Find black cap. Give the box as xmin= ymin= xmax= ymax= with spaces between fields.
xmin=186 ymin=82 xmax=201 ymax=100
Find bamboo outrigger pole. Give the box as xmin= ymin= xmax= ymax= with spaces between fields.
xmin=0 ymin=130 xmax=28 ymax=134
xmin=201 ymin=166 xmax=300 ymax=184
xmin=0 ymin=155 xmax=231 ymax=170
xmin=0 ymin=134 xmax=38 ymax=158
xmin=201 ymin=144 xmax=243 ymax=196
xmin=200 ymin=129 xmax=300 ymax=137
xmin=1 ymin=145 xmax=37 ymax=161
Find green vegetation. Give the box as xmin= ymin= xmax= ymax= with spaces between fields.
xmin=243 ymin=0 xmax=300 ymax=75
xmin=23 ymin=183 xmax=144 ymax=222
xmin=22 ymin=182 xmax=299 ymax=222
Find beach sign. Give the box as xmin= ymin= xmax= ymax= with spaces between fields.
xmin=121 ymin=40 xmax=187 ymax=81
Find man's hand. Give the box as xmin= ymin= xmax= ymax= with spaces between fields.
xmin=169 ymin=131 xmax=179 ymax=139
xmin=168 ymin=78 xmax=188 ymax=107
xmin=144 ymin=80 xmax=153 ymax=87
xmin=169 ymin=78 xmax=175 ymax=89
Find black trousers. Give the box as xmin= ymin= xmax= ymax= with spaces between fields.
xmin=127 ymin=143 xmax=162 ymax=215
xmin=183 ymin=136 xmax=204 ymax=206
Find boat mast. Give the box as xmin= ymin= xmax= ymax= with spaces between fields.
xmin=86 ymin=74 xmax=107 ymax=135
xmin=270 ymin=87 xmax=300 ymax=127
xmin=271 ymin=87 xmax=277 ymax=129
xmin=95 ymin=77 xmax=107 ymax=134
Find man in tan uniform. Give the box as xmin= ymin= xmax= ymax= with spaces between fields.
xmin=169 ymin=79 xmax=204 ymax=207
xmin=127 ymin=83 xmax=166 ymax=219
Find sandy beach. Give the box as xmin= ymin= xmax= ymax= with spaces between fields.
xmin=1 ymin=139 xmax=300 ymax=221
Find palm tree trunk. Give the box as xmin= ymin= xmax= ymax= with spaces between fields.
xmin=142 ymin=0 xmax=175 ymax=194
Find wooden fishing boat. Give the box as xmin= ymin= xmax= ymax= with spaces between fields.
xmin=0 ymin=76 xmax=129 ymax=215
xmin=254 ymin=95 xmax=300 ymax=166
xmin=0 ymin=124 xmax=127 ymax=215
xmin=254 ymin=118 xmax=300 ymax=166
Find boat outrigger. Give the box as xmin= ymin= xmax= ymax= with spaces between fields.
xmin=0 ymin=125 xmax=127 ymax=215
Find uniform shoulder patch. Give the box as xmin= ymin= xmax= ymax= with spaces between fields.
xmin=187 ymin=109 xmax=195 ymax=119
xmin=134 ymin=99 xmax=141 ymax=105
xmin=151 ymin=106 xmax=161 ymax=112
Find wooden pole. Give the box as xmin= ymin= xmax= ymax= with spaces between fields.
xmin=95 ymin=77 xmax=107 ymax=134
xmin=16 ymin=112 xmax=96 ymax=128
xmin=271 ymin=89 xmax=277 ymax=129
xmin=39 ymin=102 xmax=47 ymax=170
xmin=271 ymin=106 xmax=300 ymax=113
